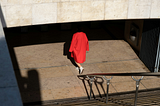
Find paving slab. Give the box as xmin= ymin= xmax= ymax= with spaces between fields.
xmin=13 ymin=40 xmax=160 ymax=103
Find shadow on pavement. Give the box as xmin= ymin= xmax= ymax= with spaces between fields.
xmin=77 ymin=76 xmax=106 ymax=100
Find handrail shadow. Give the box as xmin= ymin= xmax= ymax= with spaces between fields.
xmin=77 ymin=75 xmax=106 ymax=100
xmin=78 ymin=72 xmax=160 ymax=106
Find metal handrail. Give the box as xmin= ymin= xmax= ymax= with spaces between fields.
xmin=82 ymin=72 xmax=160 ymax=76
xmin=77 ymin=72 xmax=160 ymax=106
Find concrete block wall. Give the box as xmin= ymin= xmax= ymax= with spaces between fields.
xmin=0 ymin=0 xmax=160 ymax=28
xmin=139 ymin=20 xmax=160 ymax=72
xmin=139 ymin=27 xmax=159 ymax=72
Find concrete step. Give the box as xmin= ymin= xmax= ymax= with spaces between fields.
xmin=24 ymin=89 xmax=160 ymax=106
xmin=45 ymin=100 xmax=125 ymax=106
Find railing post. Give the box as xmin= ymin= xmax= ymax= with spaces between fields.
xmin=132 ymin=76 xmax=144 ymax=106
xmin=134 ymin=81 xmax=140 ymax=106
xmin=103 ymin=76 xmax=113 ymax=104
xmin=154 ymin=33 xmax=160 ymax=72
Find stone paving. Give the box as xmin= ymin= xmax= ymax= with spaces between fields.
xmin=12 ymin=40 xmax=160 ymax=103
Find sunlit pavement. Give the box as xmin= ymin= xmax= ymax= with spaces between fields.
xmin=12 ymin=40 xmax=160 ymax=104
xmin=5 ymin=24 xmax=160 ymax=105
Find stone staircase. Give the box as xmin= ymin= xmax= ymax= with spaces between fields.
xmin=24 ymin=89 xmax=160 ymax=106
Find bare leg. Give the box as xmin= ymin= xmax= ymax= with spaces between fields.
xmin=75 ymin=61 xmax=82 ymax=68
xmin=75 ymin=61 xmax=84 ymax=74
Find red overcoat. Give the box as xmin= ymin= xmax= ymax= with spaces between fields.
xmin=69 ymin=32 xmax=89 ymax=63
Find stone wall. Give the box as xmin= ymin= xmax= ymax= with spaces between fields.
xmin=0 ymin=0 xmax=160 ymax=27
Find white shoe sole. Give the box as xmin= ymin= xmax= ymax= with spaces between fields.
xmin=79 ymin=69 xmax=84 ymax=74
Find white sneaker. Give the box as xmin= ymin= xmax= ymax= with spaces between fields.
xmin=75 ymin=67 xmax=79 ymax=71
xmin=79 ymin=67 xmax=84 ymax=74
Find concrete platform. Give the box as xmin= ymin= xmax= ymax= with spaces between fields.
xmin=12 ymin=40 xmax=160 ymax=103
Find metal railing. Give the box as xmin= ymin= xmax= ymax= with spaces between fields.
xmin=77 ymin=72 xmax=160 ymax=106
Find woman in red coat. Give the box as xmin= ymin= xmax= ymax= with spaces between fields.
xmin=69 ymin=26 xmax=89 ymax=74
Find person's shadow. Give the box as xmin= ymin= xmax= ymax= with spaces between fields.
xmin=63 ymin=41 xmax=78 ymax=67
xmin=19 ymin=69 xmax=42 ymax=106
